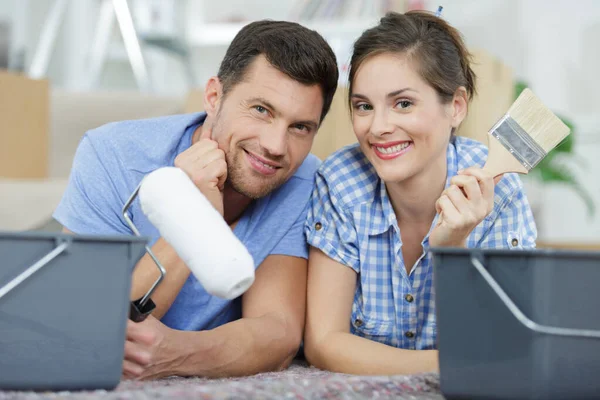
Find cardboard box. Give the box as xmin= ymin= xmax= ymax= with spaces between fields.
xmin=0 ymin=71 xmax=49 ymax=179
xmin=313 ymin=86 xmax=356 ymax=161
xmin=457 ymin=49 xmax=514 ymax=145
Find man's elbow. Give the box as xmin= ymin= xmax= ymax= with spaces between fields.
xmin=276 ymin=347 xmax=297 ymax=371
xmin=280 ymin=331 xmax=303 ymax=371
xmin=271 ymin=315 xmax=303 ymax=371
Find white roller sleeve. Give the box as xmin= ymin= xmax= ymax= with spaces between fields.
xmin=138 ymin=167 xmax=255 ymax=299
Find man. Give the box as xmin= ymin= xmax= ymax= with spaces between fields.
xmin=53 ymin=20 xmax=338 ymax=380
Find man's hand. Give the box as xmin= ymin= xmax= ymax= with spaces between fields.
xmin=124 ymin=255 xmax=307 ymax=380
xmin=429 ymin=168 xmax=497 ymax=248
xmin=174 ymin=127 xmax=227 ymax=215
xmin=122 ymin=316 xmax=183 ymax=381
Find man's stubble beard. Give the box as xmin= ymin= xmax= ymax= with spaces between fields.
xmin=227 ymin=149 xmax=284 ymax=199
xmin=212 ymin=112 xmax=287 ymax=200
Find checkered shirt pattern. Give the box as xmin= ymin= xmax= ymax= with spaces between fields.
xmin=305 ymin=136 xmax=537 ymax=350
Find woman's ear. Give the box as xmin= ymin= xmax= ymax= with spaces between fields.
xmin=204 ymin=77 xmax=223 ymax=117
xmin=450 ymin=86 xmax=468 ymax=128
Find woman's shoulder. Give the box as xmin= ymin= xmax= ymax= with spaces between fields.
xmin=453 ymin=136 xmax=489 ymax=169
xmin=318 ymin=142 xmax=365 ymax=172
xmin=315 ymin=143 xmax=380 ymax=208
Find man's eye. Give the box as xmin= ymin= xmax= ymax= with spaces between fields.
xmin=294 ymin=124 xmax=308 ymax=132
xmin=254 ymin=105 xmax=268 ymax=114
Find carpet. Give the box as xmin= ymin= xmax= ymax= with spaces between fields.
xmin=0 ymin=362 xmax=443 ymax=399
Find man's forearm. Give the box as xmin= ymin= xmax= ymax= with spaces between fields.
xmin=131 ymin=237 xmax=190 ymax=318
xmin=171 ymin=313 xmax=300 ymax=378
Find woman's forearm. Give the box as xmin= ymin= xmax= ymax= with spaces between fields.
xmin=305 ymin=331 xmax=438 ymax=375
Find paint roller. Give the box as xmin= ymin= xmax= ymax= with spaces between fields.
xmin=122 ymin=167 xmax=255 ymax=322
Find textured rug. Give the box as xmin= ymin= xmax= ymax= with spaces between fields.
xmin=0 ymin=362 xmax=443 ymax=400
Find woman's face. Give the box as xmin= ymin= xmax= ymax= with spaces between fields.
xmin=350 ymin=52 xmax=466 ymax=184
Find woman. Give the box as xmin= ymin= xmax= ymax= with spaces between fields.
xmin=303 ymin=11 xmax=537 ymax=375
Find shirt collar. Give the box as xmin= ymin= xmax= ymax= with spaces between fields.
xmin=425 ymin=138 xmax=459 ymax=244
xmin=365 ymin=138 xmax=460 ymax=239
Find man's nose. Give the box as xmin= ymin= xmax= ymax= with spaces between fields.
xmin=260 ymin=125 xmax=287 ymax=157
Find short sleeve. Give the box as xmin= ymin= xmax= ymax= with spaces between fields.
xmin=53 ymin=134 xmax=131 ymax=235
xmin=305 ymin=170 xmax=360 ymax=272
xmin=269 ymin=200 xmax=311 ymax=259
xmin=475 ymin=176 xmax=537 ymax=249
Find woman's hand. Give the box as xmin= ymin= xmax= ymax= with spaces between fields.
xmin=429 ymin=168 xmax=498 ymax=248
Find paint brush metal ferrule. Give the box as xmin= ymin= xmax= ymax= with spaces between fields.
xmin=488 ymin=114 xmax=547 ymax=171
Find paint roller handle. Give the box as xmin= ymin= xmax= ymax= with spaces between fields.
xmin=122 ymin=183 xmax=167 ymax=322
xmin=129 ymin=297 xmax=156 ymax=322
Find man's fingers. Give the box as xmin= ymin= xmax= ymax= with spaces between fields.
xmin=178 ymin=142 xmax=219 ymax=166
xmin=127 ymin=320 xmax=156 ymax=346
xmin=202 ymin=159 xmax=228 ymax=190
xmin=187 ymin=137 xmax=219 ymax=155
xmin=175 ymin=138 xmax=217 ymax=167
xmin=122 ymin=369 xmax=139 ymax=381
xmin=199 ymin=125 xmax=213 ymax=140
xmin=122 ymin=360 xmax=144 ymax=378
xmin=178 ymin=147 xmax=225 ymax=185
xmin=124 ymin=339 xmax=152 ymax=366
xmin=197 ymin=148 xmax=225 ymax=166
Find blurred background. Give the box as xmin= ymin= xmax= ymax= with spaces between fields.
xmin=0 ymin=0 xmax=598 ymax=248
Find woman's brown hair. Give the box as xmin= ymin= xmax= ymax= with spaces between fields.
xmin=348 ymin=11 xmax=476 ymax=109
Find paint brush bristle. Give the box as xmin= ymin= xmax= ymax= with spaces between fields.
xmin=507 ymin=88 xmax=570 ymax=153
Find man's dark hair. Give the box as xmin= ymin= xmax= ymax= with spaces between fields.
xmin=217 ymin=20 xmax=339 ymax=123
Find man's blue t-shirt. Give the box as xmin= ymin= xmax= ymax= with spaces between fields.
xmin=53 ymin=112 xmax=320 ymax=331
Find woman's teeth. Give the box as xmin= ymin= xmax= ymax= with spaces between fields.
xmin=374 ymin=142 xmax=410 ymax=154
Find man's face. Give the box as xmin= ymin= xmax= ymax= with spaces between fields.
xmin=208 ymin=56 xmax=324 ymax=199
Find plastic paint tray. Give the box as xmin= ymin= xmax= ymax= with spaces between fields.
xmin=431 ymin=247 xmax=600 ymax=400
xmin=0 ymin=231 xmax=147 ymax=391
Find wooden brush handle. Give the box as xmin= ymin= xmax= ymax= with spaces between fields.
xmin=483 ymin=134 xmax=529 ymax=178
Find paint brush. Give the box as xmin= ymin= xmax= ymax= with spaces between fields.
xmin=483 ymin=88 xmax=571 ymax=178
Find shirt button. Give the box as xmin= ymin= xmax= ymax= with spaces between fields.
xmin=511 ymin=238 xmax=519 ymax=247
xmin=405 ymin=294 xmax=414 ymax=303
xmin=354 ymin=318 xmax=363 ymax=327
xmin=315 ymin=222 xmax=323 ymax=231
xmin=405 ymin=331 xmax=415 ymax=338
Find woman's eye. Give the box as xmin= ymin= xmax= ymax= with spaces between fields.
xmin=354 ymin=103 xmax=373 ymax=111
xmin=396 ymin=100 xmax=412 ymax=109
